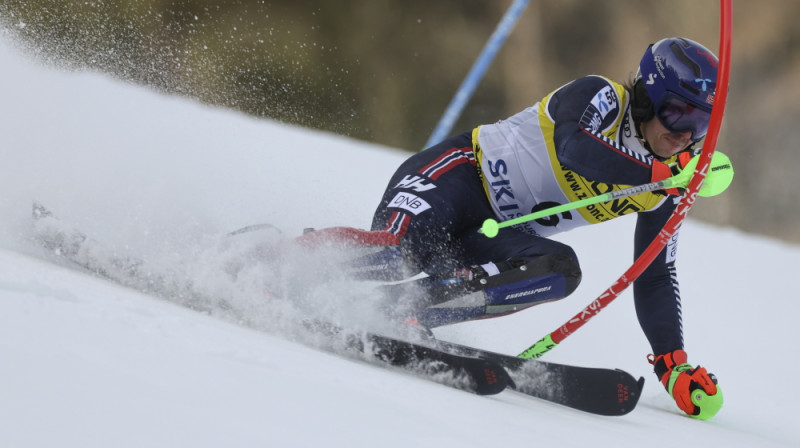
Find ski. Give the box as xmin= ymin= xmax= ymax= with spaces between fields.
xmin=428 ymin=338 xmax=644 ymax=415
xmin=31 ymin=203 xmax=641 ymax=412
xmin=30 ymin=203 xmax=508 ymax=395
xmin=303 ymin=320 xmax=510 ymax=395
xmin=362 ymin=333 xmax=511 ymax=395
xmin=301 ymin=319 xmax=641 ymax=415
xmin=31 ymin=202 xmax=227 ymax=314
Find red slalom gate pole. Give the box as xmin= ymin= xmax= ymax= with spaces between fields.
xmin=518 ymin=0 xmax=733 ymax=359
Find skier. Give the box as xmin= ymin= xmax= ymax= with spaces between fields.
xmin=370 ymin=37 xmax=729 ymax=419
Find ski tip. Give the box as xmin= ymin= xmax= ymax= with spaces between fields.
xmin=614 ymin=374 xmax=646 ymax=416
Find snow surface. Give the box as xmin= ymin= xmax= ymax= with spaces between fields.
xmin=1 ymin=38 xmax=798 ymax=448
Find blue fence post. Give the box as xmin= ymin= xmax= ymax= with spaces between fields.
xmin=423 ymin=0 xmax=531 ymax=150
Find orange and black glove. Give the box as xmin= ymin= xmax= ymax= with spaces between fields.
xmin=651 ymin=151 xmax=734 ymax=197
xmin=650 ymin=152 xmax=695 ymax=196
xmin=648 ymin=349 xmax=724 ymax=420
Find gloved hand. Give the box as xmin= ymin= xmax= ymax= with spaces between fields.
xmin=648 ymin=349 xmax=724 ymax=420
xmin=652 ymin=151 xmax=734 ymax=197
xmin=651 ymin=153 xmax=689 ymax=195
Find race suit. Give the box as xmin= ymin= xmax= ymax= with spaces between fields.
xmin=372 ymin=75 xmax=685 ymax=355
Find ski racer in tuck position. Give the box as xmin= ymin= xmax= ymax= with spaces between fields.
xmin=356 ymin=37 xmax=730 ymax=420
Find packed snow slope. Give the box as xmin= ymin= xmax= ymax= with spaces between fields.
xmin=1 ymin=39 xmax=797 ymax=448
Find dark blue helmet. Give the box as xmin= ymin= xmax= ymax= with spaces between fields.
xmin=639 ymin=37 xmax=718 ymax=141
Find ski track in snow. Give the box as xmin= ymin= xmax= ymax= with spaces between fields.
xmin=0 ymin=38 xmax=797 ymax=447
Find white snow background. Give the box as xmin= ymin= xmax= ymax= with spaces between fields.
xmin=0 ymin=38 xmax=797 ymax=448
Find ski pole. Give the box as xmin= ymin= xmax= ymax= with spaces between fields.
xmin=516 ymin=0 xmax=733 ymax=359
xmin=480 ymin=168 xmax=694 ymax=238
xmin=424 ymin=0 xmax=531 ymax=149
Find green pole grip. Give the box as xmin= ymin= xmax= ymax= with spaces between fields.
xmin=517 ymin=333 xmax=557 ymax=359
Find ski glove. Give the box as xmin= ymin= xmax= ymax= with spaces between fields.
xmin=651 ymin=151 xmax=734 ymax=197
xmin=650 ymin=154 xmax=688 ymax=196
xmin=648 ymin=349 xmax=724 ymax=420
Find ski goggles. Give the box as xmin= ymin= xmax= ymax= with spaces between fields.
xmin=655 ymin=95 xmax=711 ymax=142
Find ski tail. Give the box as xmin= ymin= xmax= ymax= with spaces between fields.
xmin=31 ymin=202 xmax=227 ymax=313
